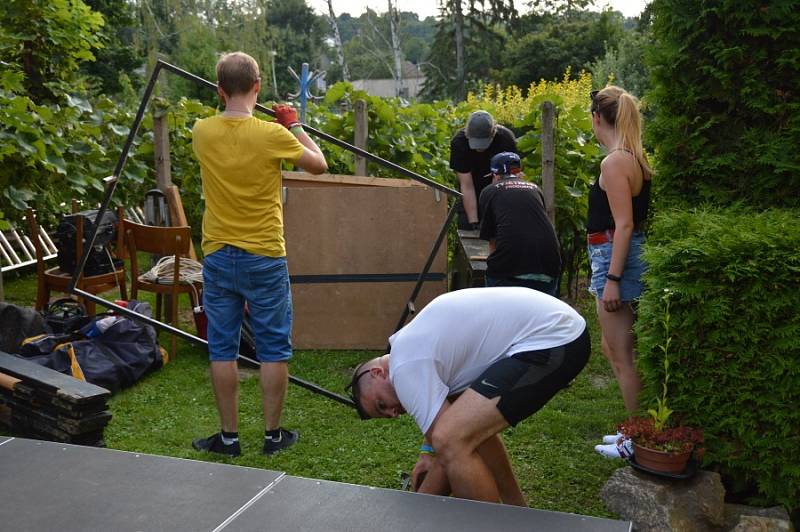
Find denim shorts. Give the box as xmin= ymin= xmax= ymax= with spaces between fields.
xmin=203 ymin=245 xmax=292 ymax=363
xmin=587 ymin=232 xmax=646 ymax=302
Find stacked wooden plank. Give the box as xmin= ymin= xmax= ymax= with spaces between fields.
xmin=0 ymin=351 xmax=111 ymax=446
xmin=451 ymin=229 xmax=489 ymax=290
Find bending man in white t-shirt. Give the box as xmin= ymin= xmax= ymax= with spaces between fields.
xmin=347 ymin=287 xmax=590 ymax=505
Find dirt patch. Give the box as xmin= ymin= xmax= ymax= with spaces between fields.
xmin=589 ymin=375 xmax=612 ymax=389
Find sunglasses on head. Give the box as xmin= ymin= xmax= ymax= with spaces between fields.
xmin=345 ymin=367 xmax=372 ymax=419
xmin=590 ymin=90 xmax=601 ymax=113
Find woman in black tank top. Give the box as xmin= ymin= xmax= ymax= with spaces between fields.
xmin=587 ymin=87 xmax=653 ymax=434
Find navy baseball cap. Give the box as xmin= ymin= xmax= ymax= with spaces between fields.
xmin=488 ymin=152 xmax=522 ymax=177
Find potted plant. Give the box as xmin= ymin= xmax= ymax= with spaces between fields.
xmin=619 ymin=416 xmax=704 ymax=474
xmin=620 ymin=290 xmax=704 ymax=474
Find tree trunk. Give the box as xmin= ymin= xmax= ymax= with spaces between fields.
xmin=326 ymin=0 xmax=349 ymax=82
xmin=540 ymin=101 xmax=556 ymax=226
xmin=453 ymin=0 xmax=465 ymax=101
xmin=388 ymin=0 xmax=405 ymax=97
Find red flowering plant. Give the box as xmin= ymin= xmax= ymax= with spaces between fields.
xmin=619 ymin=416 xmax=704 ymax=457
xmin=620 ymin=290 xmax=704 ymax=458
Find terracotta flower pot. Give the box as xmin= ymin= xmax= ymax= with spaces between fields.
xmin=633 ymin=442 xmax=692 ymax=474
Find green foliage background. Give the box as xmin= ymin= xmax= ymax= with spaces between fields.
xmin=647 ymin=0 xmax=800 ymax=208
xmin=635 ymin=0 xmax=800 ymax=511
xmin=635 ymin=208 xmax=800 ymax=508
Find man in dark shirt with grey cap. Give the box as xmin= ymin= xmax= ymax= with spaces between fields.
xmin=449 ymin=111 xmax=517 ymax=229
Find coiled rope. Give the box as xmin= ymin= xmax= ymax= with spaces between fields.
xmin=140 ymin=256 xmax=204 ymax=301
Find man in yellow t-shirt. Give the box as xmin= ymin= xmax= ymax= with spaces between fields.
xmin=191 ymin=51 xmax=327 ymax=457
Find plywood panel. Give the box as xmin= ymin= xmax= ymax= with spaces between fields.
xmin=279 ymin=178 xmax=448 ymax=350
xmin=291 ymin=280 xmax=445 ymax=350
xmin=282 ymin=171 xmax=424 ymax=188
xmin=284 ymin=185 xmax=447 ymax=275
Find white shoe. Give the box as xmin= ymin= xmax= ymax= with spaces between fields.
xmin=595 ymin=438 xmax=634 ymax=459
xmin=602 ymin=432 xmax=624 ymax=444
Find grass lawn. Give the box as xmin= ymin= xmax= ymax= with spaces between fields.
xmin=1 ymin=268 xmax=628 ymax=518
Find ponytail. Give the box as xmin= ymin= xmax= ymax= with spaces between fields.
xmin=615 ymin=92 xmax=652 ymax=177
xmin=595 ymin=86 xmax=653 ymax=177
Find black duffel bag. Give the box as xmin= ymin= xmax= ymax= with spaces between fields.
xmin=18 ymin=301 xmax=164 ymax=394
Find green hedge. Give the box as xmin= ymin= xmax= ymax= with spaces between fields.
xmin=647 ymin=0 xmax=800 ymax=209
xmin=636 ymin=207 xmax=800 ymax=508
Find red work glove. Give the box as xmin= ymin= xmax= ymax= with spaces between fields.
xmin=272 ymin=103 xmax=301 ymax=130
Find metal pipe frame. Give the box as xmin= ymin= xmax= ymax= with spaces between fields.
xmin=73 ymin=288 xmax=354 ymax=406
xmin=66 ymin=60 xmax=461 ymax=408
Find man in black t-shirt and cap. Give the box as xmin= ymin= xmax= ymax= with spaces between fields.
xmin=449 ymin=111 xmax=517 ymax=230
xmin=479 ymin=152 xmax=561 ymax=296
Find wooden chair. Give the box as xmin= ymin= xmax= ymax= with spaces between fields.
xmin=26 ymin=207 xmax=128 ymax=315
xmin=123 ymin=219 xmax=201 ymax=358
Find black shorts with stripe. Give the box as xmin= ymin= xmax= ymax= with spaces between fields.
xmin=469 ymin=327 xmax=590 ymax=427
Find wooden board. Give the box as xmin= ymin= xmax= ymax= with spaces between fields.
xmin=0 ymin=352 xmax=110 ymax=405
xmin=284 ymin=185 xmax=447 ymax=274
xmin=7 ymin=401 xmax=111 ymax=434
xmin=291 ymin=281 xmax=445 ymax=350
xmin=283 ymin=171 xmax=425 ymax=189
xmin=451 ymin=229 xmax=489 ymax=290
xmin=164 ymin=185 xmax=198 ymax=260
xmin=0 ymin=371 xmax=20 ymax=391
xmin=8 ymin=383 xmax=107 ymax=417
xmin=282 ymin=181 xmax=448 ymax=349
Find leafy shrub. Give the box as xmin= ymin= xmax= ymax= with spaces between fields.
xmin=0 ymin=0 xmax=153 ymax=230
xmin=647 ymin=0 xmax=800 ymax=209
xmin=636 ymin=207 xmax=800 ymax=508
xmin=310 ymin=83 xmax=458 ymax=185
xmin=0 ymin=67 xmax=154 ymax=229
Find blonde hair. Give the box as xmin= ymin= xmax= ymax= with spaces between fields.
xmin=216 ymin=52 xmax=260 ymax=96
xmin=593 ymin=86 xmax=652 ymax=177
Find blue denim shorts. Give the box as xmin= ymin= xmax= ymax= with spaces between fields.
xmin=587 ymin=232 xmax=646 ymax=302
xmin=203 ymin=245 xmax=292 ymax=363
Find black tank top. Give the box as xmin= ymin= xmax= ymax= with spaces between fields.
xmin=586 ymin=172 xmax=651 ymax=233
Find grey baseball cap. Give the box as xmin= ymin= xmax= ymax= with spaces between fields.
xmin=466 ymin=111 xmax=497 ymax=150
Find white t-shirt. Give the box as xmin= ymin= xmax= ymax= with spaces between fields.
xmin=388 ymin=287 xmax=586 ymax=434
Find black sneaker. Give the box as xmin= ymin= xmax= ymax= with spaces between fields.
xmin=192 ymin=432 xmax=241 ymax=457
xmin=263 ymin=428 xmax=299 ymax=455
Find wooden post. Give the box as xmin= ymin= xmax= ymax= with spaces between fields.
xmin=354 ymin=99 xmax=368 ymax=176
xmin=164 ymin=185 xmax=198 ymax=260
xmin=541 ymin=101 xmax=556 ymax=225
xmin=154 ymin=112 xmax=172 ymax=192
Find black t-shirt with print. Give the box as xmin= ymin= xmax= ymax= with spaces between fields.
xmin=479 ymin=178 xmax=562 ymax=279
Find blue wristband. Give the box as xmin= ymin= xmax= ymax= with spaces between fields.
xmin=420 ymin=443 xmax=435 ymax=454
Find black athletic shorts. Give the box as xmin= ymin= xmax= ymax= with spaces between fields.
xmin=469 ymin=327 xmax=590 ymax=427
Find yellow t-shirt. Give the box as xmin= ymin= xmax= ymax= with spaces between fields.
xmin=192 ymin=115 xmax=305 ymax=257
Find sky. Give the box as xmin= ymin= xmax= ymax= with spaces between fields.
xmin=307 ymin=0 xmax=649 ymax=20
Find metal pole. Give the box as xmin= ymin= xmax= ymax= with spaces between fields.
xmin=157 ymin=60 xmax=460 ymax=198
xmin=68 ymin=62 xmax=164 ymax=292
xmin=65 ymin=59 xmax=459 ymax=410
xmin=73 ymin=288 xmax=355 ymax=407
xmin=270 ymin=50 xmax=279 ymax=98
